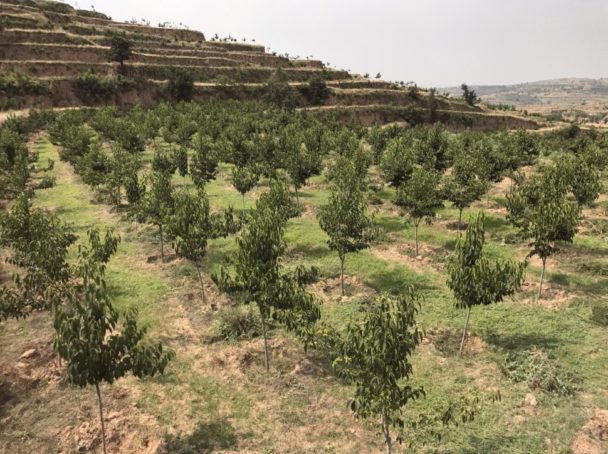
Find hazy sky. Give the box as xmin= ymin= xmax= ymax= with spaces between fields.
xmin=80 ymin=0 xmax=608 ymax=87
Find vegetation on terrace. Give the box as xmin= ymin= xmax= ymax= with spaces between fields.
xmin=0 ymin=101 xmax=607 ymax=452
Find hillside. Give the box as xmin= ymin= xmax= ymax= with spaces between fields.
xmin=0 ymin=0 xmax=540 ymax=129
xmin=444 ymin=78 xmax=608 ymax=123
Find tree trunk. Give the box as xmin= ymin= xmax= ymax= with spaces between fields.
xmin=260 ymin=308 xmax=269 ymax=373
xmin=415 ymin=221 xmax=419 ymax=257
xmin=340 ymin=255 xmax=345 ymax=297
xmin=537 ymin=258 xmax=546 ymax=301
xmin=159 ymin=224 xmax=165 ymax=263
xmin=242 ymin=193 xmax=246 ymax=211
xmin=459 ymin=305 xmax=472 ymax=357
xmin=95 ymin=383 xmax=107 ymax=454
xmin=458 ymin=207 xmax=463 ymax=232
xmin=195 ymin=264 xmax=205 ymax=305
xmin=294 ymin=185 xmax=299 ymax=205
xmin=381 ymin=411 xmax=392 ymax=454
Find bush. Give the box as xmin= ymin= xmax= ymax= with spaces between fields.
xmin=211 ymin=305 xmax=263 ymax=341
xmin=501 ymin=349 xmax=580 ymax=396
xmin=591 ymin=303 xmax=608 ymax=326
xmin=72 ymin=71 xmax=135 ymax=103
xmin=303 ymin=75 xmax=330 ymax=106
xmin=0 ymin=71 xmax=51 ymax=97
xmin=166 ymin=68 xmax=195 ymax=102
xmin=40 ymin=0 xmax=74 ymax=13
xmin=37 ymin=174 xmax=56 ymax=189
xmin=264 ymin=69 xmax=296 ymax=109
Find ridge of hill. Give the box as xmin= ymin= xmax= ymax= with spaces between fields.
xmin=0 ymin=0 xmax=540 ymax=129
xmin=443 ymin=78 xmax=608 ymax=124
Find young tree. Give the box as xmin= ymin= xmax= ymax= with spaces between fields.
xmin=167 ymin=190 xmax=212 ymax=303
xmin=78 ymin=139 xmax=110 ymax=191
xmin=447 ymin=212 xmax=525 ymax=355
xmin=379 ymin=137 xmax=415 ymax=187
xmin=139 ymin=171 xmax=174 ymax=262
xmin=395 ymin=167 xmax=443 ymax=256
xmin=190 ymin=132 xmax=219 ymax=189
xmin=461 ymin=83 xmax=480 ymax=106
xmin=333 ymin=290 xmax=425 ymax=454
xmin=318 ymin=162 xmax=372 ymax=296
xmin=231 ymin=165 xmax=258 ymax=210
xmin=213 ymin=199 xmax=320 ymax=372
xmin=107 ymin=35 xmax=132 ymax=69
xmin=506 ymin=168 xmax=580 ymax=299
xmin=175 ymin=146 xmax=188 ymax=179
xmin=556 ymin=154 xmax=601 ymax=207
xmin=52 ymin=229 xmax=174 ymax=454
xmin=442 ymin=149 xmax=489 ymax=230
xmin=0 ymin=192 xmax=76 ymax=319
xmin=285 ymin=141 xmax=322 ymax=204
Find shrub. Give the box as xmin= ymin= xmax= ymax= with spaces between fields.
xmin=72 ymin=71 xmax=135 ymax=103
xmin=303 ymin=75 xmax=330 ymax=105
xmin=501 ymin=349 xmax=580 ymax=396
xmin=37 ymin=174 xmax=56 ymax=189
xmin=40 ymin=0 xmax=74 ymax=13
xmin=264 ymin=69 xmax=296 ymax=109
xmin=0 ymin=71 xmax=51 ymax=97
xmin=461 ymin=83 xmax=480 ymax=106
xmin=211 ymin=305 xmax=262 ymax=341
xmin=166 ymin=68 xmax=195 ymax=102
xmin=591 ymin=303 xmax=608 ymax=326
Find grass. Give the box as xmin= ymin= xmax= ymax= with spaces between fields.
xmin=0 ymin=137 xmax=607 ymax=452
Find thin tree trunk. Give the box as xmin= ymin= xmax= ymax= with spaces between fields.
xmin=294 ymin=185 xmax=299 ymax=205
xmin=459 ymin=305 xmax=472 ymax=356
xmin=195 ymin=264 xmax=205 ymax=304
xmin=415 ymin=222 xmax=419 ymax=257
xmin=340 ymin=255 xmax=345 ymax=297
xmin=458 ymin=208 xmax=463 ymax=232
xmin=381 ymin=411 xmax=392 ymax=454
xmin=260 ymin=308 xmax=269 ymax=373
xmin=537 ymin=258 xmax=546 ymax=301
xmin=242 ymin=193 xmax=245 ymax=211
xmin=159 ymin=224 xmax=165 ymax=262
xmin=95 ymin=383 xmax=107 ymax=454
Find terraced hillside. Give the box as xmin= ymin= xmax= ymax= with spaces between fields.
xmin=0 ymin=0 xmax=540 ymax=129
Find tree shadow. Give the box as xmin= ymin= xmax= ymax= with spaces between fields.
xmin=161 ymin=419 xmax=238 ymax=453
xmin=481 ymin=331 xmax=563 ymax=352
xmin=466 ymin=434 xmax=519 ymax=453
xmin=0 ymin=380 xmax=17 ymax=418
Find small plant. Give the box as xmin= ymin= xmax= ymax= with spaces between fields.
xmin=501 ymin=349 xmax=580 ymax=396
xmin=590 ymin=302 xmax=608 ymax=326
xmin=212 ymin=305 xmax=263 ymax=341
xmin=36 ymin=174 xmax=56 ymax=189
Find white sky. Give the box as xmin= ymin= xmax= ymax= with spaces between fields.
xmin=78 ymin=0 xmax=608 ymax=87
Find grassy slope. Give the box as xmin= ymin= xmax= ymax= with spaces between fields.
xmin=0 ymin=137 xmax=607 ymax=453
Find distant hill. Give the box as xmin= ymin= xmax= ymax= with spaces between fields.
xmin=443 ymin=78 xmax=608 ymax=123
xmin=0 ymin=0 xmax=540 ymax=130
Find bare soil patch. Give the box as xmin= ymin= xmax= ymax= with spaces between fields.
xmin=310 ymin=275 xmax=376 ymax=303
xmin=571 ymin=410 xmax=608 ymax=454
xmin=424 ymin=326 xmax=487 ymax=357
xmin=371 ymin=242 xmax=445 ymax=273
xmin=516 ymin=279 xmax=575 ymax=310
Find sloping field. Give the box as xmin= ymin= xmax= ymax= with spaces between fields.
xmin=0 ymin=0 xmax=541 ymax=129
